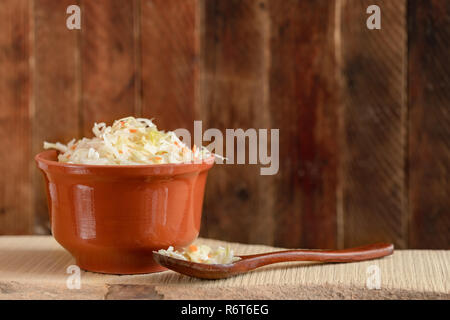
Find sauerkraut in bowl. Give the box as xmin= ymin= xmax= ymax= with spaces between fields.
xmin=44 ymin=116 xmax=214 ymax=165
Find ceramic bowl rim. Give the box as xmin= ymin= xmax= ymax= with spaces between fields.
xmin=35 ymin=150 xmax=215 ymax=176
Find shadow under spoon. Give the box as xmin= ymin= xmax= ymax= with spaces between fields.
xmin=152 ymin=242 xmax=394 ymax=280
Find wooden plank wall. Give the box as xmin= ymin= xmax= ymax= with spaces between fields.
xmin=0 ymin=0 xmax=448 ymax=249
xmin=340 ymin=0 xmax=408 ymax=248
xmin=408 ymin=0 xmax=450 ymax=248
xmin=268 ymin=0 xmax=338 ymax=248
xmin=141 ymin=0 xmax=200 ymax=133
xmin=0 ymin=0 xmax=32 ymax=234
xmin=200 ymin=0 xmax=274 ymax=245
xmin=81 ymin=0 xmax=137 ymax=136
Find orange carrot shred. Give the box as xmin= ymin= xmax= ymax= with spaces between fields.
xmin=188 ymin=244 xmax=198 ymax=252
xmin=129 ymin=129 xmax=137 ymax=133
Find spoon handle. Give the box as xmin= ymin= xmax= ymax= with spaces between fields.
xmin=238 ymin=243 xmax=393 ymax=270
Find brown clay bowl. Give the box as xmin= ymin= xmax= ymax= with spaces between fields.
xmin=35 ymin=150 xmax=214 ymax=274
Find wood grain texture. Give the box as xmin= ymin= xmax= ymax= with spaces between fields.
xmin=199 ymin=0 xmax=275 ymax=245
xmin=81 ymin=0 xmax=138 ymax=134
xmin=0 ymin=236 xmax=448 ymax=299
xmin=408 ymin=0 xmax=450 ymax=249
xmin=269 ymin=0 xmax=339 ymax=248
xmin=33 ymin=0 xmax=81 ymax=234
xmin=141 ymin=0 xmax=200 ymax=133
xmin=0 ymin=1 xmax=32 ymax=234
xmin=340 ymin=0 xmax=408 ymax=248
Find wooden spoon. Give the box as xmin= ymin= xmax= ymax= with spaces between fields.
xmin=152 ymin=242 xmax=394 ymax=280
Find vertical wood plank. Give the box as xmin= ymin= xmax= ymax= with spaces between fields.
xmin=200 ymin=0 xmax=275 ymax=245
xmin=340 ymin=0 xmax=408 ymax=248
xmin=408 ymin=0 xmax=450 ymax=249
xmin=33 ymin=0 xmax=81 ymax=234
xmin=269 ymin=0 xmax=339 ymax=248
xmin=81 ymin=0 xmax=137 ymax=134
xmin=0 ymin=0 xmax=32 ymax=234
xmin=140 ymin=0 xmax=200 ymax=133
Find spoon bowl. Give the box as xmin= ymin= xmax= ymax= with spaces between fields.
xmin=153 ymin=242 xmax=394 ymax=280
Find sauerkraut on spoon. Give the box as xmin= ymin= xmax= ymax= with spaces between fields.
xmin=156 ymin=244 xmax=241 ymax=265
xmin=44 ymin=116 xmax=214 ymax=165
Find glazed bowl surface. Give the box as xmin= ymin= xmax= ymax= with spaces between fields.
xmin=35 ymin=150 xmax=214 ymax=274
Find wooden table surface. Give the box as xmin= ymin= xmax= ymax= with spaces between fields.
xmin=0 ymin=236 xmax=448 ymax=300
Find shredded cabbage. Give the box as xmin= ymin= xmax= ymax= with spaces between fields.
xmin=43 ymin=116 xmax=214 ymax=165
xmin=157 ymin=244 xmax=240 ymax=265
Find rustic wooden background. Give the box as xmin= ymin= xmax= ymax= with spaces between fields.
xmin=0 ymin=0 xmax=448 ymax=249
